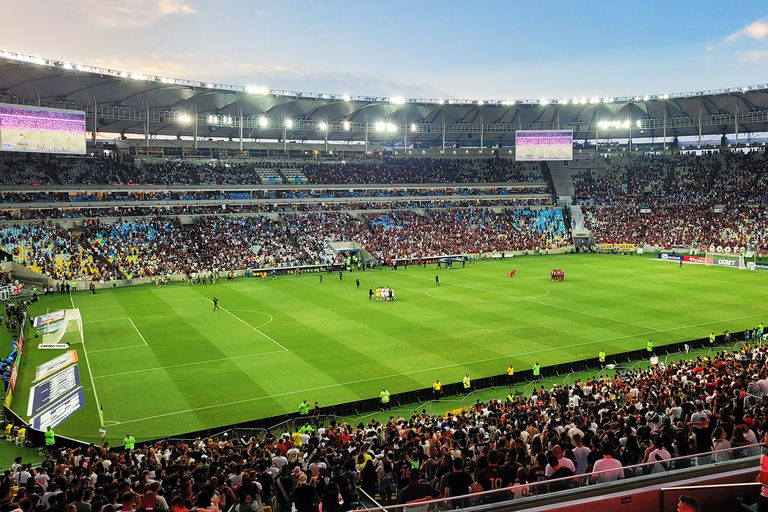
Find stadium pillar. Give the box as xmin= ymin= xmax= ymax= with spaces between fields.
xmin=364 ymin=113 xmax=369 ymax=154
xmin=734 ymin=102 xmax=739 ymax=145
xmin=628 ymin=111 xmax=632 ymax=152
xmin=595 ymin=122 xmax=599 ymax=153
xmin=239 ymin=108 xmax=244 ymax=153
xmin=663 ymin=108 xmax=667 ymax=152
xmin=92 ymin=100 xmax=98 ymax=145
xmin=698 ymin=105 xmax=702 ymax=148
xmin=442 ymin=116 xmax=446 ymax=154
xmin=480 ymin=114 xmax=484 ymax=150
xmin=193 ymin=104 xmax=198 ymax=150
xmin=324 ymin=115 xmax=328 ymax=154
xmin=403 ymin=113 xmax=407 ymax=151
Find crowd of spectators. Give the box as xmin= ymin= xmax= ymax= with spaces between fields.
xmin=571 ymin=151 xmax=768 ymax=248
xmin=3 ymin=342 xmax=767 ymax=512
xmin=0 ymin=157 xmax=545 ymax=186
xmin=0 ymin=107 xmax=85 ymax=133
xmin=0 ymin=207 xmax=567 ymax=281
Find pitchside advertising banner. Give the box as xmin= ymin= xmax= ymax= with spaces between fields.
xmin=28 ymin=364 xmax=81 ymax=417
xmin=34 ymin=350 xmax=78 ymax=382
xmin=29 ymin=387 xmax=85 ymax=430
xmin=25 ymin=350 xmax=85 ymax=430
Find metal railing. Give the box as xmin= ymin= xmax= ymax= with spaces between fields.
xmin=355 ymin=442 xmax=765 ymax=511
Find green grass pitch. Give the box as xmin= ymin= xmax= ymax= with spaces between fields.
xmin=11 ymin=254 xmax=768 ymax=444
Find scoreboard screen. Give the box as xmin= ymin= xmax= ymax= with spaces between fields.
xmin=0 ymin=103 xmax=86 ymax=155
xmin=515 ymin=130 xmax=573 ymax=161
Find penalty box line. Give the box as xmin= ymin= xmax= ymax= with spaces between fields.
xmin=206 ymin=298 xmax=288 ymax=352
xmin=113 ymin=311 xmax=768 ymax=426
xmin=82 ymin=316 xmax=149 ymax=353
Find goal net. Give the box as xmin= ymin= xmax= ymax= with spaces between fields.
xmin=705 ymin=252 xmax=746 ymax=270
xmin=41 ymin=309 xmax=82 ymax=346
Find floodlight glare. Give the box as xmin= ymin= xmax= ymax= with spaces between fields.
xmin=643 ymin=95 xmax=650 ymax=101
xmin=386 ymin=123 xmax=397 ymax=132
xmin=132 ymin=73 xmax=146 ymax=80
xmin=35 ymin=57 xmax=45 ymax=65
xmin=285 ymin=119 xmax=293 ymax=128
xmin=391 ymin=96 xmax=405 ymax=104
xmin=375 ymin=121 xmax=385 ymax=131
xmin=636 ymin=120 xmax=642 ymax=127
xmin=411 ymin=123 xmax=417 ymax=132
xmin=343 ymin=120 xmax=350 ymax=130
xmin=634 ymin=96 xmax=641 ymax=101
xmin=661 ymin=93 xmax=669 ymax=99
xmin=343 ymin=94 xmax=351 ymax=101
xmin=63 ymin=62 xmax=72 ymax=70
xmin=438 ymin=99 xmax=445 ymax=105
xmin=259 ymin=117 xmax=268 ymax=127
xmin=477 ymin=100 xmax=484 ymax=106
xmin=319 ymin=122 xmax=327 ymax=130
xmin=589 ymin=97 xmax=599 ymax=104
xmin=540 ymin=99 xmax=549 ymax=105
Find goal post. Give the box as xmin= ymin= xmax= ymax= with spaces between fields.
xmin=705 ymin=252 xmax=746 ymax=270
xmin=41 ymin=308 xmax=82 ymax=346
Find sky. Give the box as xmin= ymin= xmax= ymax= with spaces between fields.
xmin=2 ymin=0 xmax=767 ymax=101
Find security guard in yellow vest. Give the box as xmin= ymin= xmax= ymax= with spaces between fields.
xmin=432 ymin=379 xmax=441 ymax=401
xmin=599 ymin=349 xmax=606 ymax=364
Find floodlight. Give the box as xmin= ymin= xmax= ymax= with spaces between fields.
xmin=259 ymin=117 xmax=268 ymax=127
xmin=636 ymin=120 xmax=642 ymax=127
xmin=589 ymin=97 xmax=599 ymax=104
xmin=375 ymin=121 xmax=385 ymax=131
xmin=132 ymin=73 xmax=146 ymax=80
xmin=343 ymin=94 xmax=351 ymax=101
xmin=387 ymin=123 xmax=397 ymax=132
xmin=178 ymin=114 xmax=191 ymax=123
xmin=559 ymin=99 xmax=568 ymax=105
xmin=391 ymin=96 xmax=405 ymax=104
xmin=477 ymin=100 xmax=484 ymax=105
xmin=76 ymin=64 xmax=85 ymax=71
xmin=540 ymin=99 xmax=549 ymax=105
xmin=605 ymin=97 xmax=614 ymax=103
xmin=439 ymin=99 xmax=445 ymax=105
xmin=285 ymin=119 xmax=293 ymax=128
xmin=35 ymin=57 xmax=45 ymax=65
xmin=63 ymin=62 xmax=72 ymax=70
xmin=634 ymin=96 xmax=641 ymax=101
xmin=579 ymin=98 xmax=587 ymax=104
xmin=411 ymin=123 xmax=417 ymax=132
xmin=120 ymin=71 xmax=128 ymax=78
xmin=319 ymin=122 xmax=327 ymax=130
xmin=343 ymin=120 xmax=350 ymax=130
xmin=643 ymin=95 xmax=650 ymax=101
xmin=661 ymin=93 xmax=669 ymax=99
xmin=206 ymin=83 xmax=214 ymax=88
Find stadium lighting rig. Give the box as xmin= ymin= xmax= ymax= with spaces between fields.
xmin=2 ymin=49 xmax=768 ymax=109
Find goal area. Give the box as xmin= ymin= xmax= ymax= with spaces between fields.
xmin=705 ymin=252 xmax=746 ymax=270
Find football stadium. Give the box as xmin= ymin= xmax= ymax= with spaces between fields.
xmin=1 ymin=8 xmax=768 ymax=512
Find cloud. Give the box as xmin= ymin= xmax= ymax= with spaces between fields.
xmin=726 ymin=16 xmax=768 ymax=42
xmin=739 ymin=50 xmax=768 ymax=63
xmin=91 ymin=0 xmax=196 ymax=27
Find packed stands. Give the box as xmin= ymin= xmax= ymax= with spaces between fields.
xmin=4 ymin=340 xmax=768 ymax=511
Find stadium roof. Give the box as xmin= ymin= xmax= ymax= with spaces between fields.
xmin=1 ymin=50 xmax=767 ymax=144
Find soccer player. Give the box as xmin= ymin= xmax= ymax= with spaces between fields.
xmin=213 ymin=297 xmax=220 ymax=311
xmin=510 ymin=268 xmax=516 ymax=278
xmin=369 ymin=287 xmax=374 ymax=300
xmin=435 ymin=274 xmax=440 ymax=286
xmin=356 ymin=278 xmax=360 ymax=290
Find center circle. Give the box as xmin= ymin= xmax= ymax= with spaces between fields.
xmin=426 ymin=282 xmax=550 ymax=303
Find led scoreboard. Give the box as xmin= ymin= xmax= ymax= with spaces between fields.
xmin=515 ymin=130 xmax=573 ymax=161
xmin=0 ymin=103 xmax=86 ymax=155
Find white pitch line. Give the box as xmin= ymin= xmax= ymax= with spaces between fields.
xmin=208 ymin=299 xmax=288 ymax=352
xmin=84 ymin=297 xmax=209 ymax=310
xmin=89 ymin=345 xmax=148 ymax=354
xmin=128 ymin=317 xmax=148 ymax=346
xmin=83 ymin=317 xmax=130 ymax=324
xmin=70 ymin=294 xmax=103 ymax=427
xmin=93 ymin=349 xmax=288 ymax=379
xmin=109 ymin=311 xmax=768 ymax=426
